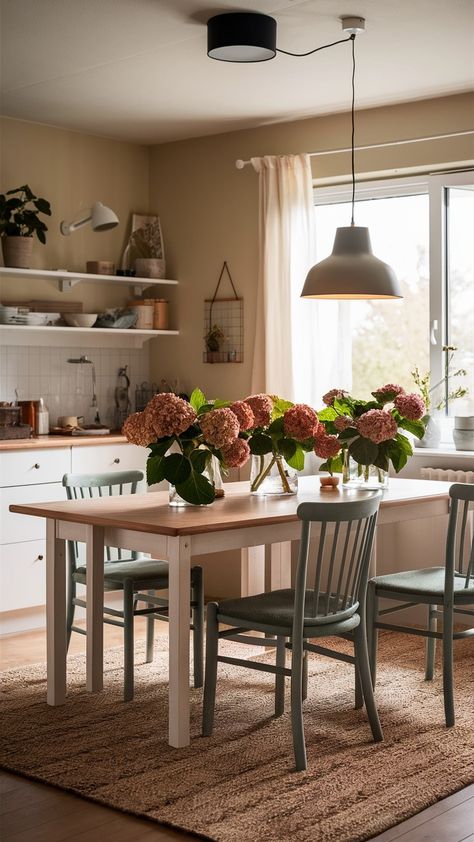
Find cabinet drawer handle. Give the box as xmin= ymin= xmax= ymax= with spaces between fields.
xmin=33 ymin=463 xmax=40 ymax=470
xmin=113 ymin=458 xmax=120 ymax=464
xmin=35 ymin=554 xmax=44 ymax=562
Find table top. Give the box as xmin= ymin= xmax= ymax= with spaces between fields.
xmin=10 ymin=477 xmax=452 ymax=538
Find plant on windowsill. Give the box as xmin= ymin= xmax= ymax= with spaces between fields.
xmin=0 ymin=184 xmax=51 ymax=269
xmin=412 ymin=345 xmax=468 ymax=449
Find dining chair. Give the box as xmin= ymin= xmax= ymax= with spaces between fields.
xmin=367 ymin=482 xmax=474 ymax=726
xmin=63 ymin=470 xmax=204 ymax=701
xmin=202 ymin=495 xmax=383 ymax=771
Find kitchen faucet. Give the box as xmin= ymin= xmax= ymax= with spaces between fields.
xmin=67 ymin=355 xmax=100 ymax=422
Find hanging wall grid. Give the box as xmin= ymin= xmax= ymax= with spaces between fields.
xmin=203 ymin=261 xmax=243 ymax=364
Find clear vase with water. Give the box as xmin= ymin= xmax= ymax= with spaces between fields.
xmin=250 ymin=453 xmax=298 ymax=496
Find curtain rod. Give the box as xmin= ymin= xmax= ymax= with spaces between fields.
xmin=235 ymin=130 xmax=474 ymax=169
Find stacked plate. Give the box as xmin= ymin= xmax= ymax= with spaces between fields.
xmin=0 ymin=305 xmax=61 ymax=326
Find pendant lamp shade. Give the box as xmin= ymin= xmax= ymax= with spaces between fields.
xmin=301 ymin=227 xmax=402 ymax=299
xmin=60 ymin=202 xmax=119 ymax=236
xmin=207 ymin=12 xmax=277 ymax=62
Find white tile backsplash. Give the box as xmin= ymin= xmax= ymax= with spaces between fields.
xmin=0 ymin=345 xmax=149 ymax=429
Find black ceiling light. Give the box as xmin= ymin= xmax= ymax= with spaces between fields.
xmin=207 ymin=12 xmax=401 ymax=300
xmin=207 ymin=12 xmax=277 ymax=63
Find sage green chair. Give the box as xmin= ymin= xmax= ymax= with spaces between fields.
xmin=63 ymin=470 xmax=204 ymax=702
xmin=367 ymin=482 xmax=474 ymax=726
xmin=202 ymin=495 xmax=383 ymax=771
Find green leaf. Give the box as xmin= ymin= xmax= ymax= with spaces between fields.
xmin=267 ymin=416 xmax=284 ymax=436
xmin=319 ymin=454 xmax=343 ymax=475
xmin=396 ymin=432 xmax=414 ymax=455
xmin=278 ymin=437 xmax=297 ymax=461
xmin=213 ymin=399 xmax=231 ymax=409
xmin=162 ymin=453 xmax=191 ymax=484
xmin=349 ymin=436 xmax=378 ymax=466
xmin=148 ymin=436 xmax=174 ymax=457
xmin=317 ymin=407 xmax=337 ymax=421
xmin=190 ymin=448 xmax=210 ymax=473
xmin=398 ymin=417 xmax=426 ymax=439
xmin=372 ymin=442 xmax=390 ymax=471
xmin=248 ymin=433 xmax=273 ymax=455
xmin=33 ymin=198 xmax=51 ymax=215
xmin=36 ymin=229 xmax=46 ymax=244
xmin=286 ymin=443 xmax=305 ymax=471
xmin=146 ymin=455 xmax=166 ymax=485
xmin=271 ymin=397 xmax=293 ymax=419
xmin=179 ymin=423 xmax=200 ymax=439
xmin=353 ymin=400 xmax=380 ymax=417
xmin=333 ymin=397 xmax=354 ymax=415
xmin=337 ymin=427 xmax=358 ymax=441
xmin=189 ymin=388 xmax=206 ymax=412
xmin=197 ymin=402 xmax=214 ymax=415
xmin=175 ymin=471 xmax=215 ymax=505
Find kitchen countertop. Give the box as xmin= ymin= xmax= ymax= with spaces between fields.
xmin=0 ymin=433 xmax=128 ymax=451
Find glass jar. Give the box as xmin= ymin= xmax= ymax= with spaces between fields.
xmin=250 ymin=453 xmax=298 ymax=496
xmin=342 ymin=451 xmax=389 ymax=490
xmin=168 ymin=457 xmax=222 ymax=506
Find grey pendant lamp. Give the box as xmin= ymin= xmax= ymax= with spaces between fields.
xmin=207 ymin=12 xmax=401 ymax=300
xmin=301 ymin=34 xmax=401 ymax=299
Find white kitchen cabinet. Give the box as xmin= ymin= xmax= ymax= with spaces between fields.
xmin=0 ymin=439 xmax=149 ymax=633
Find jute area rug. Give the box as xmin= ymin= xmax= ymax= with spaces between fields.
xmin=1 ymin=633 xmax=473 ymax=842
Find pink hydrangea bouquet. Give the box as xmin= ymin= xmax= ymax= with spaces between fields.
xmin=122 ymin=389 xmax=323 ymax=502
xmin=315 ymin=384 xmax=426 ymax=480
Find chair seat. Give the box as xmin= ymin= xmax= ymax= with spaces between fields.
xmin=372 ymin=566 xmax=474 ymax=599
xmin=218 ymin=588 xmax=358 ymax=631
xmin=75 ymin=558 xmax=169 ymax=587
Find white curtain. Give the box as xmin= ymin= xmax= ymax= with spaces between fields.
xmin=250 ymin=153 xmax=351 ymax=406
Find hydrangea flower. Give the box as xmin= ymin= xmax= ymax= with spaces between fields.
xmin=229 ymin=400 xmax=255 ymax=431
xmin=122 ymin=412 xmax=154 ymax=447
xmin=200 ymin=407 xmax=240 ymax=448
xmin=322 ymin=388 xmax=348 ymax=407
xmin=394 ymin=392 xmax=426 ymax=420
xmin=334 ymin=415 xmax=354 ymax=432
xmin=143 ymin=393 xmax=196 ymax=439
xmin=244 ymin=394 xmax=273 ymax=428
xmin=314 ymin=434 xmax=342 ymax=459
xmin=357 ymin=409 xmax=398 ymax=444
xmin=372 ymin=383 xmax=405 ymax=403
xmin=221 ymin=437 xmax=251 ymax=468
xmin=283 ymin=404 xmax=320 ymax=441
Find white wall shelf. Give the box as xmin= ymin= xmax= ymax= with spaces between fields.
xmin=0 ymin=267 xmax=178 ymax=295
xmin=0 ymin=323 xmax=179 ymax=349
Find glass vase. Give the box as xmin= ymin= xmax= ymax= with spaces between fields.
xmin=342 ymin=451 xmax=389 ymax=490
xmin=168 ymin=457 xmax=222 ymax=507
xmin=250 ymin=453 xmax=298 ymax=496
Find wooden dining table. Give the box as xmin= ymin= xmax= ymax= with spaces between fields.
xmin=10 ymin=476 xmax=452 ymax=747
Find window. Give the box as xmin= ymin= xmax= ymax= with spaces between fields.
xmin=313 ymin=171 xmax=474 ymax=418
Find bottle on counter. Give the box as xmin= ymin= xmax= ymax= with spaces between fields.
xmin=35 ymin=398 xmax=50 ymax=435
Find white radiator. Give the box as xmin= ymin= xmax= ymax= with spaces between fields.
xmin=420 ymin=467 xmax=474 ymax=483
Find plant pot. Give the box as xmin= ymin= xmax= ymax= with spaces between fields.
xmin=134 ymin=258 xmax=166 ymax=279
xmin=453 ymin=417 xmax=474 ymax=451
xmin=250 ymin=453 xmax=298 ymax=495
xmin=416 ymin=415 xmax=441 ymax=449
xmin=342 ymin=452 xmax=389 ymax=490
xmin=1 ymin=236 xmax=34 ymax=269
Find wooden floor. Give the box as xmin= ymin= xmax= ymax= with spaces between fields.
xmin=1 ymin=622 xmax=473 ymax=842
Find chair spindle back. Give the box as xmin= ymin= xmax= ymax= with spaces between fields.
xmin=447 ymin=483 xmax=474 ymax=589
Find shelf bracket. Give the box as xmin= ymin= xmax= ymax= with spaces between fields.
xmin=58 ymin=278 xmax=79 ymax=292
xmin=131 ymin=283 xmax=151 ymax=296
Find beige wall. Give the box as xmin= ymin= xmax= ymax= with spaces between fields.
xmin=0 ymin=118 xmax=150 ymax=312
xmin=148 ymin=92 xmax=474 ymax=399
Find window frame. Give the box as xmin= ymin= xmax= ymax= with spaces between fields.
xmin=313 ymin=169 xmax=474 ymax=413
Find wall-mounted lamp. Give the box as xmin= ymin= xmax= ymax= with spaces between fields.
xmin=60 ymin=202 xmax=119 ymax=236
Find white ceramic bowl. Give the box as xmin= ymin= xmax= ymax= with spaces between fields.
xmin=63 ymin=314 xmax=98 ymax=328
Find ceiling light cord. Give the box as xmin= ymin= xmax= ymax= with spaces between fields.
xmin=351 ymin=34 xmax=356 ymax=226
xmin=276 ymin=34 xmax=352 ymax=58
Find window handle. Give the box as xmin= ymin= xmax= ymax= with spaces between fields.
xmin=430 ymin=320 xmax=438 ymax=346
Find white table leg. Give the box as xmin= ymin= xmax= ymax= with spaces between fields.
xmin=241 ymin=545 xmax=265 ymax=596
xmin=46 ymin=519 xmax=67 ymax=706
xmin=167 ymin=535 xmax=191 ymax=748
xmin=270 ymin=542 xmax=292 ymax=590
xmin=86 ymin=524 xmax=105 ymax=693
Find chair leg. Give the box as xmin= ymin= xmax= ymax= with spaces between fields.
xmin=146 ymin=591 xmax=155 ymax=664
xmin=354 ymin=619 xmax=383 ymax=743
xmin=192 ymin=566 xmax=204 ymax=689
xmin=302 ymin=646 xmax=308 ymax=702
xmin=442 ymin=602 xmax=455 ymax=727
xmin=123 ymin=579 xmax=134 ymax=702
xmin=202 ymin=602 xmax=219 ymax=736
xmin=354 ymin=648 xmax=363 ymax=710
xmin=366 ymin=582 xmax=379 ymax=688
xmin=66 ymin=577 xmax=76 ymax=651
xmin=290 ymin=635 xmax=307 ymax=771
xmin=275 ymin=636 xmax=286 ymax=717
xmin=425 ymin=603 xmax=437 ymax=681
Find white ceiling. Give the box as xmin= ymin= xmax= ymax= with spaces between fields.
xmin=1 ymin=0 xmax=473 ymax=145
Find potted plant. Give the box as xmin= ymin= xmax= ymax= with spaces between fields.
xmin=205 ymin=323 xmax=225 ymax=363
xmin=0 ymin=185 xmax=51 ymax=268
xmin=412 ymin=345 xmax=468 ymax=448
xmin=129 ymin=218 xmax=166 ymax=278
